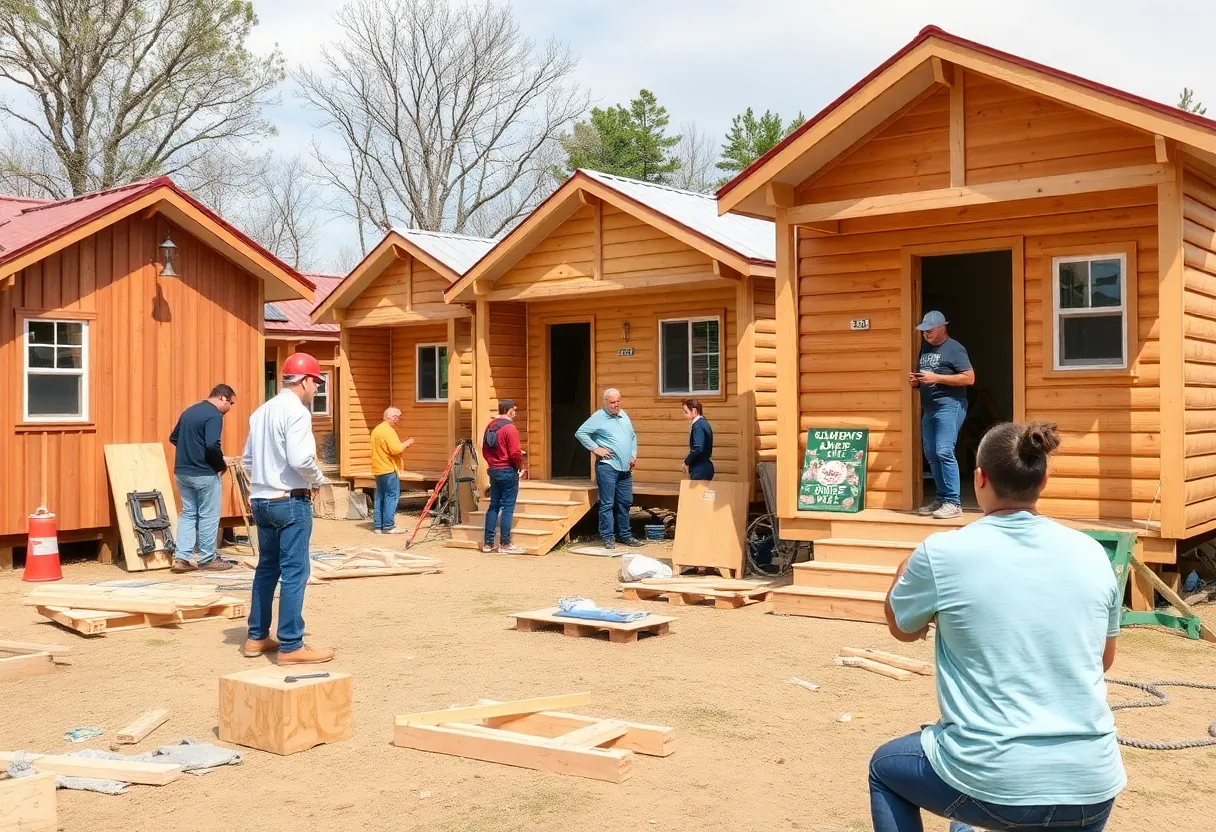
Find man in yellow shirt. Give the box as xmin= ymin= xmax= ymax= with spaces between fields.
xmin=370 ymin=407 xmax=414 ymax=534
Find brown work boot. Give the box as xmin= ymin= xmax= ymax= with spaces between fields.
xmin=198 ymin=558 xmax=235 ymax=571
xmin=278 ymin=644 xmax=334 ymax=665
xmin=243 ymin=637 xmax=280 ymax=657
xmin=170 ymin=559 xmax=197 ymax=573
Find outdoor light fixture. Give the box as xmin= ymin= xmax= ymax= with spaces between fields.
xmin=622 ymin=321 xmax=631 ymax=343
xmin=158 ymin=233 xmax=178 ymax=278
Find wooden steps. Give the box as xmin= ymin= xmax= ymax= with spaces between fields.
xmin=812 ymin=538 xmax=916 ymax=567
xmin=770 ymin=586 xmax=887 ymax=624
xmin=792 ymin=561 xmax=896 ymax=592
xmin=447 ymin=480 xmax=595 ymax=556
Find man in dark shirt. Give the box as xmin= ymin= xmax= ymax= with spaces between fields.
xmin=169 ymin=384 xmax=237 ymax=571
xmin=908 ymin=312 xmax=974 ymax=519
xmin=481 ymin=399 xmax=526 ymax=554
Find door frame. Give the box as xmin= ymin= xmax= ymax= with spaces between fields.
xmin=900 ymin=236 xmax=1025 ymax=509
xmin=540 ymin=314 xmax=597 ymax=482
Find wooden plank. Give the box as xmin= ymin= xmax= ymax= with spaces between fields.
xmin=1162 ymin=166 xmax=1187 ymax=537
xmin=592 ymin=199 xmax=603 ymax=280
xmin=0 ymin=752 xmax=182 ymax=785
xmin=102 ymin=443 xmax=178 ymax=571
xmin=670 ymin=480 xmax=749 ymax=577
xmin=1129 ymin=557 xmax=1216 ymax=643
xmin=931 ymin=56 xmax=953 ymax=87
xmin=551 ymin=719 xmax=629 ymax=748
xmin=834 ymin=655 xmax=914 ymax=681
xmin=0 ymin=640 xmax=72 ymax=663
xmin=775 ymin=214 xmax=798 ymax=518
xmin=0 ymin=772 xmax=56 ymax=832
xmin=22 ymin=593 xmax=181 ymax=615
xmin=949 ymin=76 xmax=965 ymax=187
xmin=0 ymin=652 xmax=55 ymax=682
xmin=839 ymin=647 xmax=933 ymax=676
xmin=114 ymin=707 xmax=171 ymax=744
xmin=480 ymin=702 xmax=674 ymax=757
xmin=396 ymin=693 xmax=593 ymax=728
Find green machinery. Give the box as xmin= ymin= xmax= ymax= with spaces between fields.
xmin=1084 ymin=530 xmax=1206 ymax=641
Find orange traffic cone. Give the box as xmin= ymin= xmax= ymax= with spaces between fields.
xmin=22 ymin=507 xmax=62 ymax=582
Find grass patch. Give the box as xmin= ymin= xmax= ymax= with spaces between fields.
xmin=144 ymin=637 xmax=173 ymax=646
xmin=472 ymin=593 xmax=517 ymax=616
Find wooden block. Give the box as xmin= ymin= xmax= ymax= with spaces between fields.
xmin=103 ymin=443 xmax=179 ymax=572
xmin=0 ymin=653 xmax=55 ymax=682
xmin=840 ymin=647 xmax=933 ymax=676
xmin=115 ymin=708 xmax=171 ymax=744
xmin=0 ymin=752 xmax=182 ymax=785
xmin=218 ymin=667 xmax=353 ymax=756
xmin=552 ymin=719 xmax=629 ymax=748
xmin=398 ymin=694 xmax=592 ymax=727
xmin=0 ymin=772 xmax=56 ymax=832
xmin=834 ymin=655 xmax=913 ymax=681
xmin=480 ymin=703 xmax=675 ymax=757
xmin=0 ymin=640 xmax=72 ymax=665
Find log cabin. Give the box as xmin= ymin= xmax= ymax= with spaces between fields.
xmin=716 ymin=25 xmax=1216 ymax=617
xmin=264 ymin=274 xmax=343 ymax=472
xmin=311 ymin=229 xmax=495 ymax=491
xmin=0 ymin=177 xmax=314 ymax=568
xmin=443 ymin=169 xmax=776 ymax=555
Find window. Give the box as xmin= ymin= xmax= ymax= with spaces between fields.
xmin=24 ymin=318 xmax=88 ymax=421
xmin=310 ymin=372 xmax=330 ymax=415
xmin=659 ymin=316 xmax=721 ymax=395
xmin=1052 ymin=253 xmax=1128 ymax=370
xmin=416 ymin=344 xmax=448 ymax=402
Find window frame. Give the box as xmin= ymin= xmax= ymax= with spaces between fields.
xmin=657 ymin=314 xmax=723 ymax=397
xmin=21 ymin=313 xmax=92 ymax=424
xmin=415 ymin=342 xmax=449 ymax=403
xmin=310 ymin=371 xmax=331 ymax=416
xmin=1042 ymin=242 xmax=1139 ymax=378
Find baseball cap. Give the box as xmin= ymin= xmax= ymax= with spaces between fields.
xmin=916 ymin=310 xmax=948 ymax=331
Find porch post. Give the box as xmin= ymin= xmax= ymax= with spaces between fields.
xmin=446 ymin=317 xmax=460 ymax=451
xmin=1159 ymin=163 xmax=1185 ymax=542
xmin=773 ymin=206 xmax=798 ymax=519
xmin=474 ymin=299 xmax=491 ymax=494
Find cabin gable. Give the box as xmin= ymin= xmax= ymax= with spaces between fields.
xmin=344 ymin=255 xmax=460 ymax=328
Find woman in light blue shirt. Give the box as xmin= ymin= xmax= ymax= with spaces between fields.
xmin=872 ymin=421 xmax=1125 ymax=832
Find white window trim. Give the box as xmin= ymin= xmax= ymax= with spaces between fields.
xmin=23 ymin=318 xmax=89 ymax=422
xmin=310 ymin=371 xmax=331 ymax=416
xmin=416 ymin=343 xmax=449 ymax=403
xmin=1051 ymin=253 xmax=1128 ymax=371
xmin=658 ymin=315 xmax=722 ymax=396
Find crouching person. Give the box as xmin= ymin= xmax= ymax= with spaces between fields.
xmin=869 ymin=421 xmax=1125 ymax=832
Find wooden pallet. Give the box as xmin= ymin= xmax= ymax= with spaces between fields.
xmin=393 ymin=693 xmax=674 ymax=783
xmin=510 ymin=608 xmax=675 ymax=644
xmin=620 ymin=582 xmax=772 ymax=609
xmin=310 ymin=547 xmax=442 ymax=580
xmin=37 ymin=598 xmax=246 ymax=636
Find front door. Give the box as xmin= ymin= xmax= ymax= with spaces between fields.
xmin=549 ymin=322 xmax=592 ymax=478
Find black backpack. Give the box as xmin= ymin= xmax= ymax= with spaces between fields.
xmin=483 ymin=418 xmax=510 ymax=450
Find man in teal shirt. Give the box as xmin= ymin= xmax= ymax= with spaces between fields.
xmin=871 ymin=421 xmax=1125 ymax=832
xmin=575 ymin=388 xmax=642 ymax=548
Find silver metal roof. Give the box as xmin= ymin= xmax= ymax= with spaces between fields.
xmin=393 ymin=228 xmax=497 ymax=278
xmin=579 ymin=169 xmax=775 ymax=264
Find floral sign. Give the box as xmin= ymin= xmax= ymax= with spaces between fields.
xmin=798 ymin=429 xmax=868 ymax=513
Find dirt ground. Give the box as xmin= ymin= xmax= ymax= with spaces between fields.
xmin=1 ymin=515 xmax=1215 ymax=832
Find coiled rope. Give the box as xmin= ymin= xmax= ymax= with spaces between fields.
xmin=1106 ymin=677 xmax=1216 ymax=750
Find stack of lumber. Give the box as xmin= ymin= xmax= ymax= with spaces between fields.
xmin=833 ymin=647 xmax=934 ymax=681
xmin=310 ymin=547 xmax=442 ymax=580
xmin=620 ymin=576 xmax=773 ymax=609
xmin=0 ymin=639 xmax=71 ymax=682
xmin=26 ymin=583 xmax=246 ymax=636
xmin=393 ymin=693 xmax=673 ymax=783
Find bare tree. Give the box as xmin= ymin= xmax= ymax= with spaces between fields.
xmin=238 ymin=155 xmax=327 ymax=272
xmin=0 ymin=0 xmax=285 ymax=197
xmin=181 ymin=146 xmax=271 ymax=217
xmin=296 ymin=0 xmax=586 ymax=237
xmin=329 ymin=244 xmax=364 ymax=276
xmin=671 ymin=121 xmax=719 ymax=193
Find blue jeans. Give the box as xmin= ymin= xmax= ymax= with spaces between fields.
xmin=595 ymin=461 xmax=633 ymax=543
xmin=688 ymin=461 xmax=715 ymax=481
xmin=248 ymin=495 xmax=313 ymax=653
xmin=484 ymin=467 xmax=520 ymax=546
xmin=175 ymin=472 xmax=223 ymax=564
xmin=870 ymin=733 xmax=1115 ymax=832
xmin=922 ymin=397 xmax=967 ymax=506
xmin=373 ymin=472 xmax=400 ymax=529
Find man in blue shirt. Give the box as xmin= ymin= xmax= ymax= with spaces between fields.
xmin=909 ymin=311 xmax=974 ymax=519
xmin=169 ymin=384 xmax=237 ymax=572
xmin=575 ymin=388 xmax=642 ymax=549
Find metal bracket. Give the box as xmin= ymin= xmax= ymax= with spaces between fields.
xmin=126 ymin=490 xmax=177 ymax=556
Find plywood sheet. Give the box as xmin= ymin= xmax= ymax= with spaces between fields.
xmin=670 ymin=480 xmax=749 ymax=578
xmin=103 ymin=444 xmax=179 ymax=571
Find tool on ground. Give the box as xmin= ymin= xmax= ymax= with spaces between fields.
xmin=405 ymin=438 xmax=478 ymax=549
xmin=1106 ymin=678 xmax=1216 ymax=749
xmin=284 ymin=672 xmax=330 ymax=683
xmin=126 ymin=490 xmax=177 ymax=556
xmin=228 ymin=459 xmax=259 ymax=559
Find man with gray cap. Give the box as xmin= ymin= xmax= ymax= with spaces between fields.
xmin=909 ymin=311 xmax=974 ymax=519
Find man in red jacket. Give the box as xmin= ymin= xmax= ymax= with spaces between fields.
xmin=481 ymin=399 xmax=526 ymax=553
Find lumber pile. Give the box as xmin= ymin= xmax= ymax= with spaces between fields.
xmin=393 ymin=693 xmax=673 ymax=783
xmin=833 ymin=648 xmax=934 ymax=682
xmin=310 ymin=547 xmax=442 ymax=580
xmin=620 ymin=576 xmax=773 ymax=609
xmin=27 ymin=584 xmax=246 ymax=636
xmin=0 ymin=639 xmax=71 ymax=682
xmin=0 ymin=751 xmax=182 ymax=785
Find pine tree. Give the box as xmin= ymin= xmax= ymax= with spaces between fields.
xmin=628 ymin=89 xmax=681 ymax=182
xmin=716 ymin=108 xmax=805 ymax=182
xmin=560 ymin=89 xmax=681 ymax=182
xmin=1180 ymin=87 xmax=1207 ymax=116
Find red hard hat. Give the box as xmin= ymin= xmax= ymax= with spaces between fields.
xmin=282 ymin=352 xmax=324 ymax=381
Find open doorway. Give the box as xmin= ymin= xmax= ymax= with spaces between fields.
xmin=918 ymin=250 xmax=1014 ymax=507
xmin=549 ymin=322 xmax=592 ymax=478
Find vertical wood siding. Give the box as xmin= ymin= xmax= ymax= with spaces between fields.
xmin=343 ymin=327 xmax=391 ymax=474
xmin=486 ymin=303 xmax=529 ymax=456
xmin=388 ymin=323 xmax=450 ymax=472
xmin=1181 ymin=167 xmax=1216 ymax=528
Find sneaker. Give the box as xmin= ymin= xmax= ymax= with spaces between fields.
xmin=932 ymin=502 xmax=963 ymax=519
xmin=373 ymin=529 xmax=384 ymax=535
xmin=499 ymin=543 xmax=527 ymax=555
xmin=278 ymin=644 xmax=334 ymax=665
xmin=170 ymin=559 xmax=197 ymax=573
xmin=479 ymin=542 xmax=498 ymax=553
xmin=917 ymin=500 xmax=943 ymax=516
xmin=383 ymin=527 xmax=406 ymax=535
xmin=618 ymin=537 xmax=645 ymax=547
xmin=198 ymin=558 xmax=235 ymax=572
xmin=243 ymin=637 xmax=280 ymax=657
xmin=601 ymin=540 xmax=615 ymax=550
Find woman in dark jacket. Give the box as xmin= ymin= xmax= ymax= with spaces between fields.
xmin=682 ymin=399 xmax=714 ymax=481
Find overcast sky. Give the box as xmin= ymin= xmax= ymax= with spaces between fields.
xmin=245 ymin=0 xmax=1215 ymax=271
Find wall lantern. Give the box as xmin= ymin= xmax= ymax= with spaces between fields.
xmin=158 ymin=233 xmax=179 ymax=278
xmin=621 ymin=321 xmax=631 ymax=343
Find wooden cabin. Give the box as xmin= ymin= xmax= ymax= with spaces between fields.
xmin=0 ymin=177 xmax=313 ymax=567
xmin=444 ymin=169 xmax=777 ymax=554
xmin=311 ymin=229 xmax=495 ymax=490
xmin=717 ymin=25 xmax=1216 ymax=616
xmin=265 ymin=274 xmax=343 ymax=472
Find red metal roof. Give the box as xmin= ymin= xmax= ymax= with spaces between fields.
xmin=717 ymin=24 xmax=1216 ymax=199
xmin=0 ymin=176 xmax=314 ymax=294
xmin=266 ymin=274 xmax=343 ymax=337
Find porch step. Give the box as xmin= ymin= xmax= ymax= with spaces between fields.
xmin=470 ymin=511 xmax=568 ymax=524
xmin=444 ymin=480 xmax=595 ymax=556
xmin=813 ymin=538 xmax=917 ymax=567
xmin=770 ymin=586 xmax=887 ymax=624
xmin=446 ymin=539 xmax=543 ymax=556
xmin=516 ymin=485 xmax=595 ymax=503
xmin=451 ymin=524 xmax=550 ymax=541
xmin=829 ymin=515 xmax=966 ymax=543
xmin=793 ymin=561 xmax=897 ymax=592
xmin=514 ymin=498 xmax=582 ymax=509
